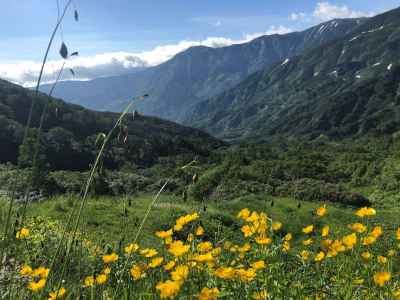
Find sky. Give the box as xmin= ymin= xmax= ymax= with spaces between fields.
xmin=0 ymin=0 xmax=398 ymax=86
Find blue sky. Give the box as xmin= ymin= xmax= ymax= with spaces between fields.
xmin=0 ymin=0 xmax=399 ymax=85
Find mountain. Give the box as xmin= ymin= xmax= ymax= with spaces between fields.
xmin=40 ymin=18 xmax=363 ymax=122
xmin=186 ymin=7 xmax=400 ymax=141
xmin=0 ymin=79 xmax=224 ymax=171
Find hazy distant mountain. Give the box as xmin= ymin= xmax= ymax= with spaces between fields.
xmin=0 ymin=79 xmax=223 ymax=170
xmin=186 ymin=7 xmax=400 ymax=141
xmin=40 ymin=18 xmax=363 ymax=122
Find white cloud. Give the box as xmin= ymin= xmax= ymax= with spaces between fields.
xmin=313 ymin=2 xmax=374 ymax=21
xmin=290 ymin=12 xmax=307 ymax=21
xmin=0 ymin=26 xmax=292 ymax=86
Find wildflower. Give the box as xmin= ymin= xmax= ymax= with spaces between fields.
xmin=255 ymin=236 xmax=272 ymax=245
xmin=302 ymin=225 xmax=314 ymax=234
xmin=246 ymin=212 xmax=259 ymax=223
xmin=361 ymin=251 xmax=372 ymax=261
xmin=198 ymin=287 xmax=220 ymax=300
xmin=102 ymin=253 xmax=118 ymax=264
xmin=102 ymin=267 xmax=111 ymax=275
xmin=362 ymin=235 xmax=377 ymax=246
xmin=316 ymin=205 xmax=327 ymax=217
xmin=388 ymin=249 xmax=396 ymax=257
xmin=321 ymin=225 xmax=329 ymax=237
xmin=370 ymin=226 xmax=383 ymax=238
xmin=251 ymin=260 xmax=266 ymax=270
xmin=253 ymin=290 xmax=268 ymax=300
xmin=174 ymin=213 xmax=199 ymax=231
xmin=84 ymin=276 xmax=95 ymax=287
xmin=169 ymin=240 xmax=190 ymax=257
xmin=272 ymin=222 xmax=282 ymax=231
xmin=156 ymin=280 xmax=181 ymax=299
xmin=237 ymin=208 xmax=251 ymax=219
xmin=195 ymin=226 xmax=205 ymax=236
xmin=156 ymin=229 xmax=173 ymax=239
xmin=314 ymin=251 xmax=325 ymax=262
xmin=396 ymin=228 xmax=400 ymax=240
xmin=211 ymin=247 xmax=221 ymax=257
xmin=164 ymin=261 xmax=176 ymax=271
xmin=193 ymin=252 xmax=214 ymax=263
xmin=48 ymin=287 xmax=66 ymax=300
xmin=95 ymin=274 xmax=108 ymax=285
xmin=355 ymin=207 xmax=376 ymax=218
xmin=241 ymin=225 xmax=256 ymax=237
xmin=342 ymin=233 xmax=357 ymax=249
xmin=140 ymin=248 xmax=158 ymax=258
xmin=171 ymin=265 xmax=189 ymax=282
xmin=348 ymin=223 xmax=367 ymax=233
xmin=32 ymin=267 xmax=50 ymax=278
xmin=377 ymin=255 xmax=387 ymax=264
xmin=236 ymin=268 xmax=256 ymax=282
xmin=373 ymin=272 xmax=391 ymax=287
xmin=283 ymin=233 xmax=292 ymax=241
xmin=147 ymin=257 xmax=163 ymax=268
xmin=20 ymin=265 xmax=32 ymax=276
xmin=16 ymin=228 xmax=30 ymax=239
xmin=300 ymin=250 xmax=310 ymax=261
xmin=197 ymin=241 xmax=213 ymax=252
xmin=28 ymin=279 xmax=46 ymax=292
xmin=302 ymin=238 xmax=313 ymax=246
xmin=214 ymin=267 xmax=235 ymax=279
xmin=282 ymin=241 xmax=290 ymax=252
xmin=130 ymin=265 xmax=145 ymax=280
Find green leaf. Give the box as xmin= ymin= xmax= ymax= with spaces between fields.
xmin=59 ymin=42 xmax=68 ymax=59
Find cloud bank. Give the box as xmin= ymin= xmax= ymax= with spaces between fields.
xmin=0 ymin=25 xmax=292 ymax=87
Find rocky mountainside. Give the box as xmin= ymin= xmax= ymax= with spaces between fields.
xmin=40 ymin=18 xmax=363 ymax=122
xmin=186 ymin=7 xmax=400 ymax=141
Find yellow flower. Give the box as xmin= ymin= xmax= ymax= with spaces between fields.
xmin=362 ymin=235 xmax=377 ymax=246
xmin=321 ymin=225 xmax=329 ymax=237
xmin=84 ymin=276 xmax=95 ymax=287
xmin=272 ymin=222 xmax=282 ymax=231
xmin=302 ymin=238 xmax=313 ymax=246
xmin=130 ymin=265 xmax=145 ymax=281
xmin=300 ymin=250 xmax=310 ymax=261
xmin=16 ymin=228 xmax=30 ymax=240
xmin=373 ymin=271 xmax=391 ymax=287
xmin=140 ymin=248 xmax=158 ymax=258
xmin=283 ymin=233 xmax=292 ymax=241
xmin=253 ymin=290 xmax=268 ymax=300
xmin=102 ymin=253 xmax=118 ymax=264
xmin=156 ymin=280 xmax=182 ymax=299
xmin=164 ymin=261 xmax=176 ymax=271
xmin=361 ymin=251 xmax=372 ymax=261
xmin=149 ymin=257 xmax=164 ymax=268
xmin=393 ymin=290 xmax=400 ymax=299
xmin=241 ymin=225 xmax=256 ymax=237
xmin=48 ymin=287 xmax=66 ymax=300
xmin=95 ymin=274 xmax=108 ymax=285
xmin=348 ymin=223 xmax=367 ymax=233
xmin=169 ymin=240 xmax=190 ymax=257
xmin=214 ymin=267 xmax=235 ymax=279
xmin=314 ymin=251 xmax=325 ymax=262
xmin=237 ymin=208 xmax=251 ymax=220
xmin=198 ymin=287 xmax=220 ymax=300
xmin=282 ymin=241 xmax=290 ymax=252
xmin=316 ymin=205 xmax=327 ymax=217
xmin=197 ymin=241 xmax=213 ymax=252
xmin=20 ymin=265 xmax=32 ymax=276
xmin=251 ymin=260 xmax=266 ymax=270
xmin=396 ymin=228 xmax=400 ymax=240
xmin=353 ymin=278 xmax=364 ymax=285
xmin=355 ymin=207 xmax=376 ymax=218
xmin=174 ymin=213 xmax=199 ymax=231
xmin=370 ymin=226 xmax=383 ymax=238
xmin=255 ymin=236 xmax=272 ymax=245
xmin=193 ymin=252 xmax=214 ymax=263
xmin=28 ymin=279 xmax=46 ymax=292
xmin=236 ymin=268 xmax=256 ymax=282
xmin=342 ymin=233 xmax=357 ymax=249
xmin=302 ymin=225 xmax=314 ymax=234
xmin=195 ymin=226 xmax=205 ymax=236
xmin=32 ymin=267 xmax=50 ymax=278
xmin=377 ymin=255 xmax=387 ymax=264
xmin=388 ymin=249 xmax=396 ymax=257
xmin=171 ymin=265 xmax=189 ymax=282
xmin=156 ymin=229 xmax=173 ymax=239
xmin=246 ymin=211 xmax=259 ymax=223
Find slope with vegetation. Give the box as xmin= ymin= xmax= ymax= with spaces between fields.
xmin=187 ymin=7 xmax=400 ymax=141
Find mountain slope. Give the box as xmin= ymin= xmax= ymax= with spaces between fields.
xmin=186 ymin=7 xmax=400 ymax=141
xmin=40 ymin=18 xmax=363 ymax=122
xmin=0 ymin=79 xmax=224 ymax=170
